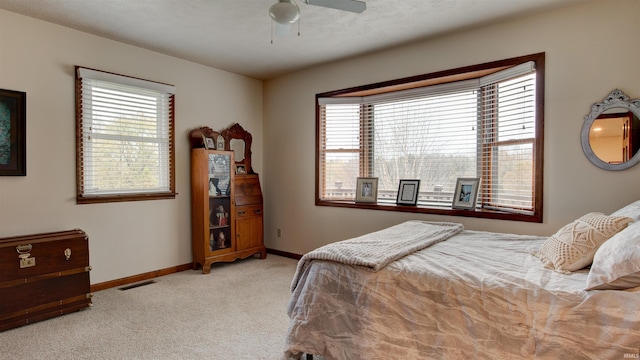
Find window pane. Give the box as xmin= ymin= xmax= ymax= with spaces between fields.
xmin=492 ymin=143 xmax=533 ymax=209
xmin=83 ymin=85 xmax=170 ymax=195
xmin=372 ymin=91 xmax=478 ymax=205
xmin=325 ymin=104 xmax=360 ymax=150
xmin=86 ymin=139 xmax=164 ymax=194
xmin=479 ymin=73 xmax=536 ymax=210
xmin=323 ymin=152 xmax=360 ymax=199
xmin=497 ymin=74 xmax=536 ymax=142
xmin=76 ymin=67 xmax=175 ymax=203
xmin=320 ymin=103 xmax=362 ymax=201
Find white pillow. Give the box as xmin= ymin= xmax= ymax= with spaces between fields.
xmin=536 ymin=212 xmax=633 ymax=273
xmin=585 ymin=220 xmax=640 ymax=290
xmin=611 ymin=200 xmax=640 ymax=222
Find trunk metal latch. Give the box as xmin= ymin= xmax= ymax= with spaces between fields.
xmin=16 ymin=243 xmax=36 ymax=268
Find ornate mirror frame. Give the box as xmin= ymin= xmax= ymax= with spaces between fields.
xmin=581 ymin=89 xmax=640 ymax=171
xmin=221 ymin=123 xmax=253 ymax=174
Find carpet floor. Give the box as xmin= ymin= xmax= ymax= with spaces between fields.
xmin=0 ymin=255 xmax=304 ymax=360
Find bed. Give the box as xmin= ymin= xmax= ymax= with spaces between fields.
xmin=285 ymin=203 xmax=640 ymax=360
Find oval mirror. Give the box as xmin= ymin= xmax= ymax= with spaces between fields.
xmin=581 ymin=90 xmax=640 ymax=170
xmin=221 ymin=123 xmax=253 ymax=174
xmin=230 ymin=139 xmax=245 ymax=162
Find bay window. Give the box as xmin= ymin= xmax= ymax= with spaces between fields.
xmin=316 ymin=53 xmax=544 ymax=222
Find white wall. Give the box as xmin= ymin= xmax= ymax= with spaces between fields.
xmin=263 ymin=0 xmax=640 ymax=254
xmin=2 ymin=0 xmax=639 ymax=283
xmin=0 ymin=10 xmax=263 ymax=284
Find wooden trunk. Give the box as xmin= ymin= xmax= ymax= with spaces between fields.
xmin=0 ymin=229 xmax=92 ymax=332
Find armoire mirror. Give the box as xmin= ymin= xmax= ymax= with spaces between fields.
xmin=221 ymin=123 xmax=253 ymax=174
xmin=581 ymin=89 xmax=640 ymax=171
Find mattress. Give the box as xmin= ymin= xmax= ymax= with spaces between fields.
xmin=285 ymin=229 xmax=640 ymax=359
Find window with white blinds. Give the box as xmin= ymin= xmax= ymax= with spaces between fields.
xmin=75 ymin=67 xmax=176 ymax=204
xmin=317 ymin=54 xmax=544 ymax=221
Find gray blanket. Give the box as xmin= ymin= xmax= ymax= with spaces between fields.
xmin=290 ymin=220 xmax=463 ymax=291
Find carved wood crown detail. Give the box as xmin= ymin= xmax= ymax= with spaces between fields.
xmin=221 ymin=123 xmax=253 ymax=174
xmin=189 ymin=123 xmax=254 ymax=174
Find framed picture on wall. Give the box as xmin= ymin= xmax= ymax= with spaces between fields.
xmin=0 ymin=88 xmax=26 ymax=176
xmin=452 ymin=177 xmax=480 ymax=210
xmin=355 ymin=177 xmax=378 ymax=203
xmin=396 ymin=179 xmax=420 ymax=206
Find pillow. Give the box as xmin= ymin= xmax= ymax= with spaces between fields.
xmin=536 ymin=212 xmax=633 ymax=273
xmin=611 ymin=200 xmax=640 ymax=222
xmin=585 ymin=220 xmax=640 ymax=290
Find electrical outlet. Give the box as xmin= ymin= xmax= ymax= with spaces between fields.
xmin=277 ymin=228 xmax=282 ymax=238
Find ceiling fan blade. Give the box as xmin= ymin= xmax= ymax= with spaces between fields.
xmin=304 ymin=0 xmax=366 ymax=13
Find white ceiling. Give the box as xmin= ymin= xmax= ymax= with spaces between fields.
xmin=0 ymin=0 xmax=588 ymax=80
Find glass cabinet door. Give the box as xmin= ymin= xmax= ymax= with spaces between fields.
xmin=207 ymin=152 xmax=232 ymax=252
xmin=208 ymin=153 xmax=231 ymax=196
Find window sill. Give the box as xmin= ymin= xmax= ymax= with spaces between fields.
xmin=316 ymin=200 xmax=542 ymax=223
xmin=77 ymin=192 xmax=178 ymax=204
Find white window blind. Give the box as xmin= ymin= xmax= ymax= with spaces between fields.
xmin=76 ymin=67 xmax=176 ymax=201
xmin=318 ymin=61 xmax=538 ymax=215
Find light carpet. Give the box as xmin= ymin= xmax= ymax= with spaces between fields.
xmin=0 ymin=255 xmax=310 ymax=360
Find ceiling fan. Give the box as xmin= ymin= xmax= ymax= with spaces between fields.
xmin=269 ymin=0 xmax=366 ymax=25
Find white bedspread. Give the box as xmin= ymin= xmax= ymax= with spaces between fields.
xmin=285 ymin=229 xmax=640 ymax=359
xmin=290 ymin=220 xmax=463 ymax=291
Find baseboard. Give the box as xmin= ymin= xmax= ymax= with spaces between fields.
xmin=90 ymin=248 xmax=303 ymax=292
xmin=267 ymin=248 xmax=302 ymax=260
xmin=90 ymin=263 xmax=192 ymax=292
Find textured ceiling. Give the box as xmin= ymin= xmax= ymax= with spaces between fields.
xmin=0 ymin=0 xmax=588 ymax=80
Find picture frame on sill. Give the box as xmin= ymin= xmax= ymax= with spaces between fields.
xmin=355 ymin=177 xmax=378 ymax=203
xmin=0 ymin=88 xmax=26 ymax=176
xmin=452 ymin=177 xmax=480 ymax=210
xmin=216 ymin=135 xmax=225 ymax=151
xmin=235 ymin=164 xmax=247 ymax=175
xmin=396 ymin=179 xmax=420 ymax=206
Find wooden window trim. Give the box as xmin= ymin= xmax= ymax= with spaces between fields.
xmin=75 ymin=66 xmax=177 ymax=204
xmin=315 ymin=53 xmax=545 ymax=223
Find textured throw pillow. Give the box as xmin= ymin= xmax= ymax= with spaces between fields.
xmin=585 ymin=220 xmax=640 ymax=290
xmin=536 ymin=212 xmax=633 ymax=273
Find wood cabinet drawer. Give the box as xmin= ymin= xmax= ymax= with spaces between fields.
xmin=236 ymin=205 xmax=262 ymax=218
